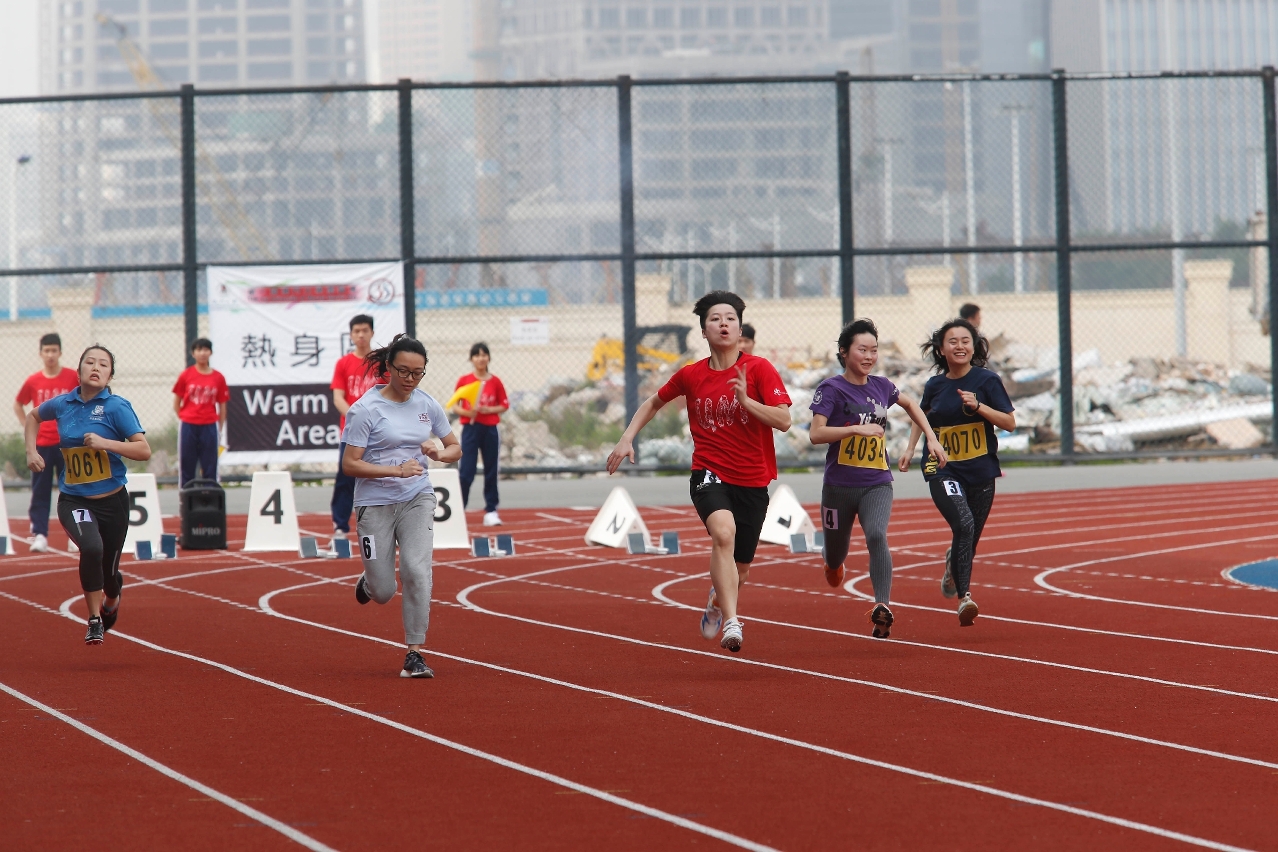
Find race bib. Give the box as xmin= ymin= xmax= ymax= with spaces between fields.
xmin=61 ymin=447 xmax=113 ymax=486
xmin=837 ymin=434 xmax=888 ymax=470
xmin=937 ymin=422 xmax=988 ymax=462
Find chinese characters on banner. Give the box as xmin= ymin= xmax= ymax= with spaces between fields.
xmin=208 ymin=263 xmax=405 ymax=465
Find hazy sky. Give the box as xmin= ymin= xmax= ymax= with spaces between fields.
xmin=0 ymin=2 xmax=39 ymax=99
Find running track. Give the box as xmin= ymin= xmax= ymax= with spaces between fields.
xmin=2 ymin=480 xmax=1276 ymax=851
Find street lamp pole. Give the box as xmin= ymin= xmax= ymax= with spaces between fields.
xmin=8 ymin=154 xmax=31 ymax=322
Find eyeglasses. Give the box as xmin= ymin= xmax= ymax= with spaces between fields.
xmin=392 ymin=365 xmax=425 ymax=381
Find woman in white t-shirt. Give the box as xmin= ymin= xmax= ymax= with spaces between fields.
xmin=342 ymin=334 xmax=461 ymax=678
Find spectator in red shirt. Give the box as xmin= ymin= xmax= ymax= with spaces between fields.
xmin=449 ymin=342 xmax=509 ymax=526
xmin=607 ymin=291 xmax=792 ymax=654
xmin=13 ymin=333 xmax=80 ymax=552
xmin=330 ymin=314 xmax=378 ymax=543
xmin=172 ymin=337 xmax=229 ymax=487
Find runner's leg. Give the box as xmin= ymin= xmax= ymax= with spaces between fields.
xmin=28 ymin=446 xmax=59 ymax=538
xmin=858 ymin=484 xmax=894 ymax=604
xmin=704 ymin=510 xmax=740 ymax=621
xmin=394 ymin=491 xmax=436 ymax=649
xmin=354 ymin=504 xmax=398 ymax=605
xmin=820 ymin=483 xmax=858 ymax=578
xmin=178 ymin=422 xmax=197 ymax=487
xmin=928 ymin=478 xmax=976 ymax=597
xmin=195 ymin=422 xmax=219 ymax=482
xmin=57 ymin=491 xmax=128 ymax=617
xmin=967 ymin=479 xmax=997 ymax=553
xmin=727 ymin=485 xmax=770 ymax=602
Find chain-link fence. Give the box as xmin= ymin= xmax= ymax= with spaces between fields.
xmin=3 ymin=69 xmax=1277 ymax=483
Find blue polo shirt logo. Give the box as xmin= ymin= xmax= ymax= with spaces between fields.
xmin=91 ymin=404 xmax=105 ymax=420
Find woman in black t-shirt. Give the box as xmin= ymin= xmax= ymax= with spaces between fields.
xmin=901 ymin=319 xmax=1016 ymax=627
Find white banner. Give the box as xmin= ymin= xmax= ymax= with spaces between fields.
xmin=208 ymin=263 xmax=406 ymax=466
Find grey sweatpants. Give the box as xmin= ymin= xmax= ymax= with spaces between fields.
xmin=355 ymin=490 xmax=437 ymax=646
xmin=820 ymin=483 xmax=894 ymax=603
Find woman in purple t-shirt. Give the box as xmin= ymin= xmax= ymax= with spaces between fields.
xmin=809 ymin=319 xmax=947 ymax=638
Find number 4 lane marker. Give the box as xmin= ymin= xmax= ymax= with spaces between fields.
xmin=243 ymin=471 xmax=301 ymax=553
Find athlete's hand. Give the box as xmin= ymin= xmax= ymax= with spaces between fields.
xmin=397 ymin=459 xmax=424 ymax=478
xmin=606 ymin=437 xmax=635 ymax=474
xmin=26 ymin=451 xmax=45 ymax=474
xmin=730 ymin=366 xmax=749 ymax=404
xmin=421 ymin=440 xmax=441 ymax=461
xmin=926 ymin=438 xmax=949 ymax=468
xmin=897 ymin=454 xmax=911 ymax=473
xmin=957 ymin=388 xmax=980 ymax=413
xmin=83 ymin=432 xmax=108 ymax=451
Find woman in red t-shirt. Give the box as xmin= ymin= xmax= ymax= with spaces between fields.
xmin=449 ymin=342 xmax=509 ymax=526
xmin=607 ymin=291 xmax=792 ymax=654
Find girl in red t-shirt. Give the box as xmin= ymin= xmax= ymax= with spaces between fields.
xmin=449 ymin=342 xmax=509 ymax=526
xmin=607 ymin=291 xmax=792 ymax=654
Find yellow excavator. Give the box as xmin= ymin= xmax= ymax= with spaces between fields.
xmin=96 ymin=12 xmax=273 ymax=260
xmin=586 ymin=325 xmax=693 ymax=382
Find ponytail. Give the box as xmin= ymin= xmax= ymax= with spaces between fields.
xmin=364 ymin=333 xmax=428 ymax=378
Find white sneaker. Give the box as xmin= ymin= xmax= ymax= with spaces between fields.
xmin=30 ymin=534 xmax=50 ymax=553
xmin=720 ymin=618 xmax=743 ymax=653
xmin=699 ymin=587 xmax=722 ymax=640
xmin=482 ymin=511 xmax=502 ymax=527
xmin=958 ymin=594 xmax=979 ymax=627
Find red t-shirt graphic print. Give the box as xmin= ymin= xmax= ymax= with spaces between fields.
xmin=657 ymin=352 xmax=791 ymax=488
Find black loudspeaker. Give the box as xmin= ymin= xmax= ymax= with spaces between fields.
xmin=180 ymin=479 xmax=227 ymax=550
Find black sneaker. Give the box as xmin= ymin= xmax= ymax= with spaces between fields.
xmin=400 ymin=650 xmax=434 ymax=679
xmin=868 ymin=603 xmax=894 ymax=639
xmin=85 ymin=616 xmax=104 ymax=645
xmin=355 ymin=576 xmax=371 ymax=605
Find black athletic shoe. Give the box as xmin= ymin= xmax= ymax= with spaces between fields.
xmin=85 ymin=616 xmax=104 ymax=645
xmin=400 ymin=650 xmax=434 ymax=679
xmin=355 ymin=576 xmax=371 ymax=605
xmin=868 ymin=603 xmax=894 ymax=639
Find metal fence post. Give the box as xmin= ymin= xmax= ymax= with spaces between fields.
xmin=1051 ymin=69 xmax=1074 ymax=460
xmin=180 ymin=84 xmax=199 ymax=367
xmin=1263 ymin=67 xmax=1278 ymax=452
xmin=836 ymin=71 xmax=855 ymax=324
xmin=618 ymin=76 xmax=640 ymax=427
xmin=398 ymin=79 xmax=417 ymax=337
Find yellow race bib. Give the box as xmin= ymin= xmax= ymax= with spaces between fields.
xmin=62 ymin=447 xmax=113 ymax=486
xmin=837 ymin=433 xmax=889 ymax=470
xmin=937 ymin=422 xmax=988 ymax=462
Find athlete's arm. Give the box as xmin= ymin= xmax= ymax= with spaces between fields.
xmin=24 ymin=410 xmax=44 ymax=473
xmin=899 ymin=422 xmax=924 ymax=473
xmin=422 ymin=431 xmax=462 ymax=464
xmin=897 ymin=394 xmax=948 ymax=468
xmin=731 ymin=366 xmax=791 ymax=432
xmin=84 ymin=431 xmax=152 ymax=462
xmin=808 ymin=413 xmax=882 ymax=445
xmin=342 ymin=443 xmax=423 ymax=479
xmin=333 ymin=388 xmax=350 ymax=417
xmin=606 ymin=393 xmax=669 ymax=474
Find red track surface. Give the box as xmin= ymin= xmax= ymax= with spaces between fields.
xmin=3 ymin=480 xmax=1277 ymax=851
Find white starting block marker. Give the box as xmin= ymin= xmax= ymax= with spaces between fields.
xmin=429 ymin=468 xmax=470 ymax=550
xmin=586 ymin=487 xmax=649 ymax=549
xmin=626 ymin=532 xmax=668 ymax=555
xmin=243 ymin=471 xmax=301 ymax=553
xmin=123 ymin=473 xmax=165 ymax=558
xmin=471 ymin=534 xmax=515 ymax=557
xmin=788 ymin=531 xmax=826 ymax=554
xmin=760 ymin=484 xmax=816 ymax=547
xmin=299 ymin=537 xmax=320 ymax=559
xmin=0 ymin=480 xmax=14 ymax=555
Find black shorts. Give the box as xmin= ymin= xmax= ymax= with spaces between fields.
xmin=689 ymin=469 xmax=771 ymax=565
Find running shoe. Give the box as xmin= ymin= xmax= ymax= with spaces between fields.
xmin=482 ymin=511 xmax=502 ymax=527
xmin=940 ymin=547 xmax=957 ymax=598
xmin=699 ymin=587 xmax=722 ymax=640
xmin=101 ymin=579 xmax=121 ymax=633
xmin=824 ymin=562 xmax=845 ymax=588
xmin=355 ymin=575 xmax=371 ymax=605
xmin=400 ymin=650 xmax=434 ymax=678
xmin=720 ymin=618 xmax=743 ymax=653
xmin=958 ymin=594 xmax=979 ymax=627
xmin=85 ymin=616 xmax=104 ymax=646
xmin=30 ymin=534 xmax=50 ymax=553
xmin=868 ymin=603 xmax=894 ymax=639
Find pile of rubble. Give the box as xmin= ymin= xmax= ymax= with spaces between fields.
xmin=485 ymin=334 xmax=1274 ymax=470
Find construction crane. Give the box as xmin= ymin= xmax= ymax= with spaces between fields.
xmin=96 ymin=12 xmax=273 ymax=260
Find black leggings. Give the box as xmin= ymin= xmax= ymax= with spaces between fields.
xmin=58 ymin=489 xmax=129 ymax=596
xmin=928 ymin=477 xmax=996 ymax=598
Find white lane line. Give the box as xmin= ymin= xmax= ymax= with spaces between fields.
xmin=0 ymin=679 xmax=340 ymax=852
xmin=649 ymin=574 xmax=1278 ymax=704
xmin=535 ymin=512 xmax=579 ymax=524
xmin=255 ymin=580 xmax=1256 ymax=852
xmin=0 ymin=566 xmax=79 ymax=582
xmin=1032 ymin=533 xmax=1278 ymax=620
xmin=34 ymin=592 xmax=777 ymax=852
xmin=450 ymin=565 xmax=1278 ymax=773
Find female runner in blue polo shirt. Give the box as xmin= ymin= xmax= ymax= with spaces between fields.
xmin=24 ymin=345 xmax=150 ymax=645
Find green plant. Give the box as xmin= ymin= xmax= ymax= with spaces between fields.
xmin=545 ymin=408 xmax=624 ymax=449
xmin=0 ymin=432 xmax=27 ymax=479
xmin=645 ymin=407 xmax=687 ymax=440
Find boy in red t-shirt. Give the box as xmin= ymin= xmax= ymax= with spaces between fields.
xmin=172 ymin=337 xmax=229 ymax=487
xmin=607 ymin=291 xmax=792 ymax=653
xmin=330 ymin=314 xmax=377 ymax=542
xmin=13 ymin=333 xmax=79 ymax=552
